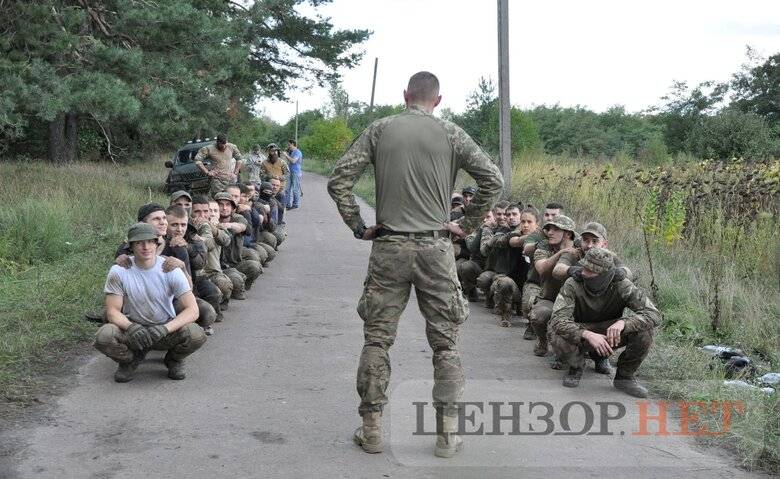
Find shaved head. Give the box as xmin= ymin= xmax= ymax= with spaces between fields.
xmin=405 ymin=71 xmax=440 ymax=103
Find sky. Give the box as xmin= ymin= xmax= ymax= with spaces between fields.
xmin=256 ymin=0 xmax=780 ymax=124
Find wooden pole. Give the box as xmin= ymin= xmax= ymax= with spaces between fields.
xmin=368 ymin=57 xmax=378 ymax=114
xmin=497 ymin=0 xmax=512 ymax=198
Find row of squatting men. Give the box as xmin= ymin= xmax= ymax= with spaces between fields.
xmin=453 ymin=197 xmax=661 ymax=398
xmin=93 ymin=182 xmax=289 ymax=382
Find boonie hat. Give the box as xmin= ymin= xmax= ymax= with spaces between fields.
xmin=581 ymin=247 xmax=615 ymax=275
xmin=581 ymin=222 xmax=607 ymax=241
xmin=127 ymin=222 xmax=159 ymax=243
xmin=213 ymin=191 xmax=237 ymax=208
xmin=170 ymin=190 xmax=192 ymax=204
xmin=542 ymin=214 xmax=576 ymax=234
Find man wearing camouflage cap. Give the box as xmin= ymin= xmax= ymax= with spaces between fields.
xmin=529 ymin=215 xmax=579 ymax=361
xmin=549 ymin=247 xmax=660 ymax=397
xmin=94 ymin=223 xmax=206 ymax=382
xmin=214 ymin=191 xmax=262 ymax=297
xmin=170 ymin=190 xmax=192 ymax=214
xmin=328 ymin=71 xmax=503 ymax=458
xmin=461 ymin=186 xmax=477 ymax=206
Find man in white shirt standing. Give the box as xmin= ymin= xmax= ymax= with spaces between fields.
xmin=94 ymin=223 xmax=207 ymax=382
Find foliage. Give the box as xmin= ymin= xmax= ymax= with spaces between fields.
xmin=299 ymin=118 xmax=354 ymax=161
xmin=0 ymin=0 xmax=370 ymax=161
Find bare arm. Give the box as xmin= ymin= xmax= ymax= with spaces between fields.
xmin=164 ymin=291 xmax=199 ymax=333
xmin=105 ymin=294 xmax=132 ymax=330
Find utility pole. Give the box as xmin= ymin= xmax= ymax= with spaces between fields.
xmin=294 ymin=100 xmax=299 ymax=145
xmin=497 ymin=0 xmax=512 ymax=198
xmin=368 ymin=57 xmax=378 ymax=114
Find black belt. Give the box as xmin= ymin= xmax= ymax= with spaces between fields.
xmin=375 ymin=228 xmax=449 ymax=239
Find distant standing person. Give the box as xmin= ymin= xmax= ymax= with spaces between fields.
xmin=284 ymin=139 xmax=303 ymax=209
xmin=244 ymin=144 xmax=266 ymax=184
xmin=194 ymin=134 xmax=243 ymax=195
xmin=327 ymin=71 xmax=503 ymax=458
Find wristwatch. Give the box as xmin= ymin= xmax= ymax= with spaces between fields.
xmin=353 ymin=224 xmax=367 ymax=239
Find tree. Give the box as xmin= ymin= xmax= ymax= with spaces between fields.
xmin=0 ymin=0 xmax=370 ymax=162
xmin=299 ymin=118 xmax=354 ymax=161
xmin=729 ymin=48 xmax=780 ymax=126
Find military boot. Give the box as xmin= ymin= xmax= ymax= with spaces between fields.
xmin=594 ymin=358 xmax=613 ymax=375
xmin=533 ymin=338 xmax=548 ymax=357
xmin=353 ymin=412 xmax=382 ymax=453
xmin=164 ymin=353 xmax=186 ymax=380
xmin=562 ymin=367 xmax=583 ymax=388
xmin=522 ymin=325 xmax=537 ymax=340
xmin=434 ymin=414 xmax=463 ymax=458
xmin=113 ymin=350 xmax=145 ymax=383
xmin=219 ymin=300 xmax=229 ymax=311
xmin=549 ymin=356 xmax=563 ymax=370
xmin=498 ymin=308 xmax=511 ymax=328
xmin=613 ymin=373 xmax=648 ymax=398
xmin=232 ymin=290 xmax=247 ymax=300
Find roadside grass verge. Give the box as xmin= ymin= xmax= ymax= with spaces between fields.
xmin=0 ymin=159 xmax=168 ymax=402
xmin=306 ymin=153 xmax=779 ymax=472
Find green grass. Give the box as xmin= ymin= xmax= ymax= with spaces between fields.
xmin=306 ymin=152 xmax=780 ymax=472
xmin=0 ymin=159 xmax=169 ymax=401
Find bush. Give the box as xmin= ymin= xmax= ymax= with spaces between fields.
xmin=687 ymin=109 xmax=774 ymax=160
xmin=300 ymin=118 xmax=354 ymax=161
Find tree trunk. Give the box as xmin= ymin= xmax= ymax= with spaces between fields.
xmin=48 ymin=114 xmax=66 ymax=163
xmin=65 ymin=112 xmax=78 ymax=162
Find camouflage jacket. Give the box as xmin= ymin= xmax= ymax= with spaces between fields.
xmin=550 ymin=277 xmax=661 ymax=343
xmin=327 ymin=105 xmax=503 ymax=235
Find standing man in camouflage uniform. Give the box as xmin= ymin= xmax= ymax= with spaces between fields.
xmin=549 ymin=248 xmax=660 ymax=397
xmin=194 ymin=134 xmax=244 ymax=195
xmin=327 ymin=72 xmax=503 ymax=458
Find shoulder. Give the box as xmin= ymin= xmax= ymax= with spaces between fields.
xmin=106 ymin=264 xmax=126 ymax=280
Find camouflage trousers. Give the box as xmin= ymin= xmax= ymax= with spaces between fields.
xmin=456 ymin=259 xmax=482 ymax=296
xmin=208 ymin=176 xmax=233 ymax=196
xmin=529 ymin=298 xmax=554 ymax=340
xmin=205 ymin=270 xmax=234 ymax=302
xmin=476 ymin=271 xmax=520 ymax=314
xmin=521 ymin=282 xmax=541 ymax=319
xmin=94 ymin=322 xmax=206 ymax=364
xmin=356 ymin=236 xmax=468 ymax=418
xmin=549 ymin=320 xmax=654 ymax=376
xmin=177 ymin=297 xmax=217 ymax=328
xmin=233 ymin=259 xmax=262 ymax=291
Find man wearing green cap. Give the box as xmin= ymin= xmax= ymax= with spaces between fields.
xmin=170 ymin=190 xmax=192 ymax=214
xmin=549 ymin=247 xmax=660 ymax=397
xmin=94 ymin=223 xmax=206 ymax=382
xmin=529 ymin=215 xmax=579 ymax=360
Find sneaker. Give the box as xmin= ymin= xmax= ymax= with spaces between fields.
xmin=232 ymin=291 xmax=247 ymax=300
xmin=215 ymin=312 xmax=224 ymax=323
xmin=594 ymin=358 xmax=613 ymax=375
xmin=204 ymin=326 xmax=214 ymax=336
xmin=562 ymin=368 xmax=583 ymax=388
xmin=219 ymin=300 xmax=229 ymax=312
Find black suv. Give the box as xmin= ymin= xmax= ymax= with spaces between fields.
xmin=164 ymin=139 xmax=216 ymax=194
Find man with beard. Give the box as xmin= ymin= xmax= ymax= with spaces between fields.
xmin=203 ymin=199 xmax=237 ymax=311
xmin=225 ymin=184 xmax=266 ymax=268
xmin=191 ymin=196 xmax=230 ymax=322
xmin=529 ymin=215 xmax=578 ymax=361
xmin=214 ymin=191 xmax=262 ymax=296
xmin=456 ymin=210 xmax=494 ymax=302
xmin=475 ymin=201 xmax=510 ymax=311
xmin=94 ymin=222 xmax=206 ymax=382
xmin=260 ymin=144 xmax=290 ymax=223
xmin=549 ymin=248 xmax=660 ymax=397
xmin=194 ymin=134 xmax=244 ymax=195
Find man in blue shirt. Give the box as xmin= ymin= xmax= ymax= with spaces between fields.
xmin=284 ymin=139 xmax=303 ymax=210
